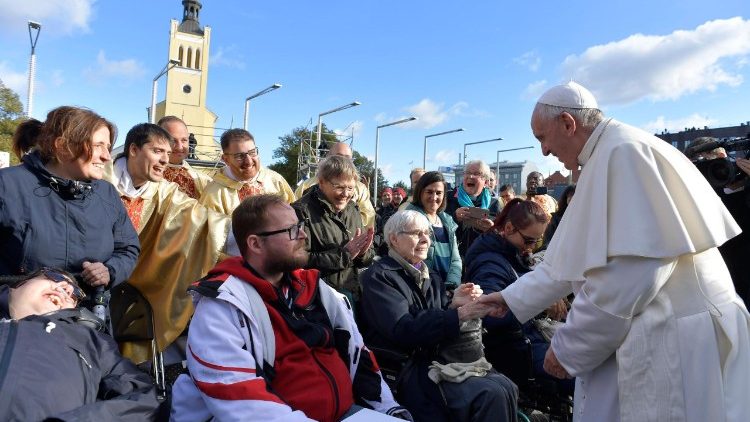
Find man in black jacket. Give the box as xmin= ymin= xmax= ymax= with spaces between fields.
xmin=0 ymin=268 xmax=160 ymax=421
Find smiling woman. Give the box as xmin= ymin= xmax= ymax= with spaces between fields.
xmin=0 ymin=106 xmax=140 ymax=299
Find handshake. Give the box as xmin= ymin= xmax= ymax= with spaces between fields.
xmin=452 ymin=285 xmax=511 ymax=322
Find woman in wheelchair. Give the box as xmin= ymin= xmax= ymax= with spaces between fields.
xmin=464 ymin=198 xmax=575 ymax=397
xmin=360 ymin=210 xmax=518 ymax=422
xmin=0 ymin=268 xmax=159 ymax=420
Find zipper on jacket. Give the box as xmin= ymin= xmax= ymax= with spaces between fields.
xmin=0 ymin=322 xmax=18 ymax=393
xmin=312 ymin=351 xmax=340 ymax=418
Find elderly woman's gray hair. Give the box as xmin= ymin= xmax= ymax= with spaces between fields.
xmin=465 ymin=160 xmax=492 ymax=179
xmin=316 ymin=154 xmax=359 ymax=182
xmin=383 ymin=210 xmax=431 ymax=248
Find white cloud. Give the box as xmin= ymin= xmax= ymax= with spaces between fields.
xmin=0 ymin=0 xmax=94 ymax=36
xmin=642 ymin=113 xmax=717 ymax=134
xmin=210 ymin=45 xmax=246 ymax=69
xmin=0 ymin=62 xmax=27 ymax=94
xmin=83 ymin=50 xmax=145 ymax=85
xmin=402 ymin=98 xmax=478 ymax=129
xmin=522 ymin=80 xmax=547 ymax=100
xmin=560 ymin=17 xmax=750 ymax=105
xmin=514 ymin=50 xmax=542 ymax=72
xmin=433 ymin=149 xmax=457 ymax=164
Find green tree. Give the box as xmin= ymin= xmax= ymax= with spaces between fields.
xmin=0 ymin=80 xmax=25 ymax=166
xmin=268 ymin=123 xmax=388 ymax=190
xmin=393 ymin=180 xmax=408 ymax=191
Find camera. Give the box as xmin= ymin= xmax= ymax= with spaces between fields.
xmin=689 ymin=137 xmax=750 ymax=189
xmin=528 ymin=186 xmax=548 ymax=196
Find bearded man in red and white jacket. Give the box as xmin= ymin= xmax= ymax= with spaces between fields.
xmin=171 ymin=194 xmax=410 ymax=422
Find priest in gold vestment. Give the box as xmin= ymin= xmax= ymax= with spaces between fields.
xmin=200 ymin=129 xmax=295 ymax=215
xmin=106 ymin=123 xmax=231 ymax=363
xmin=157 ymin=116 xmax=213 ymax=199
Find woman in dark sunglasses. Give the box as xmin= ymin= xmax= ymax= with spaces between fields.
xmin=0 ymin=267 xmax=160 ymax=420
xmin=463 ymin=198 xmax=574 ymax=397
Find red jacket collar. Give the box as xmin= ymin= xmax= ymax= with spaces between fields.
xmin=202 ymin=257 xmax=321 ymax=307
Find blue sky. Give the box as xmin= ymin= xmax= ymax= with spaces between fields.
xmin=1 ymin=0 xmax=748 ymax=185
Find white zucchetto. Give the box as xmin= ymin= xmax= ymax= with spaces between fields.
xmin=537 ymin=81 xmax=599 ymax=109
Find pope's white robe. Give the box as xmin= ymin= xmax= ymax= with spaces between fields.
xmin=501 ymin=118 xmax=750 ymax=422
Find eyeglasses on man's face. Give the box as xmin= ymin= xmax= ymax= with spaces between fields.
xmin=465 ymin=171 xmax=485 ymax=179
xmin=227 ymin=148 xmax=259 ymax=162
xmin=255 ymin=220 xmax=306 ymax=241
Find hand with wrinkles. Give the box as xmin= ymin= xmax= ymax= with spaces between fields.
xmin=81 ymin=261 xmax=110 ymax=287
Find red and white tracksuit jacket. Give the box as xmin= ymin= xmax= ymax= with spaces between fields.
xmin=170 ymin=257 xmax=404 ymax=422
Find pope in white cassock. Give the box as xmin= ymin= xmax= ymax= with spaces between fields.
xmin=480 ymin=81 xmax=750 ymax=422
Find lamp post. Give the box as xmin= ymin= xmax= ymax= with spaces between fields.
xmin=316 ymin=101 xmax=361 ymax=149
xmin=494 ymin=146 xmax=535 ymax=191
xmin=149 ymin=59 xmax=181 ymax=123
xmin=26 ymin=21 xmax=42 ymax=118
xmin=423 ymin=128 xmax=464 ymax=169
xmin=374 ymin=117 xmax=417 ymax=204
xmin=463 ymin=137 xmax=502 ymax=165
xmin=243 ymin=83 xmax=281 ymax=130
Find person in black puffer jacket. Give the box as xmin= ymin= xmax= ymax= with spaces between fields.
xmin=0 ymin=268 xmax=159 ymax=421
xmin=464 ymin=199 xmax=574 ymax=396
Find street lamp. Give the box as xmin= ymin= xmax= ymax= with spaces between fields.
xmin=374 ymin=117 xmax=417 ymax=204
xmin=494 ymin=146 xmax=535 ymax=190
xmin=149 ymin=59 xmax=181 ymax=123
xmin=423 ymin=128 xmax=464 ymax=169
xmin=463 ymin=137 xmax=502 ymax=165
xmin=243 ymin=83 xmax=281 ymax=130
xmin=26 ymin=21 xmax=42 ymax=118
xmin=316 ymin=101 xmax=361 ymax=149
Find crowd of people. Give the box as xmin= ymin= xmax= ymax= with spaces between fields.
xmin=1 ymin=80 xmax=749 ymax=422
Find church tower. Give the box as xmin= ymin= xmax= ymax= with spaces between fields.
xmin=154 ymin=0 xmax=218 ymax=160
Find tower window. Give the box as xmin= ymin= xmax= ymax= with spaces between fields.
xmin=187 ymin=47 xmax=192 ymax=69
xmin=178 ymin=46 xmax=184 ymax=67
xmin=195 ymin=49 xmax=201 ymax=70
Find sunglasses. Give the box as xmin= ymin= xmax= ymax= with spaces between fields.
xmin=16 ymin=268 xmax=86 ymax=303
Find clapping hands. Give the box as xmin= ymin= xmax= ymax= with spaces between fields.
xmin=344 ymin=227 xmax=374 ymax=258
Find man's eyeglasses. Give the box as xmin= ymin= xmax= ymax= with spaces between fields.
xmin=255 ymin=220 xmax=306 ymax=241
xmin=465 ymin=171 xmax=485 ymax=179
xmin=515 ymin=228 xmax=541 ymax=246
xmin=227 ymin=148 xmax=259 ymax=162
xmin=16 ymin=268 xmax=86 ymax=304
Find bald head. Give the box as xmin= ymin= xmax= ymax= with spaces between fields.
xmin=327 ymin=142 xmax=353 ymax=160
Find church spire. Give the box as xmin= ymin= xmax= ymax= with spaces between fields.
xmin=178 ymin=0 xmax=203 ymax=35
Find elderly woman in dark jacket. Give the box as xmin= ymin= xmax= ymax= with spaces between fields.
xmin=0 ymin=106 xmax=140 ymax=293
xmin=361 ymin=210 xmax=518 ymax=422
xmin=464 ymin=198 xmax=573 ymax=395
xmin=292 ymin=155 xmax=374 ymax=300
xmin=0 ymin=268 xmax=159 ymax=421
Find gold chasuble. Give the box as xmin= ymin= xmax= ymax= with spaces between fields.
xmin=106 ymin=159 xmax=231 ymax=363
xmin=163 ymin=161 xmax=213 ymax=200
xmin=199 ymin=166 xmax=296 ymax=215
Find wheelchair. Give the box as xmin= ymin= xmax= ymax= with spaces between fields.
xmin=109 ymin=282 xmax=167 ymax=402
xmin=369 ymin=335 xmax=573 ymax=422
